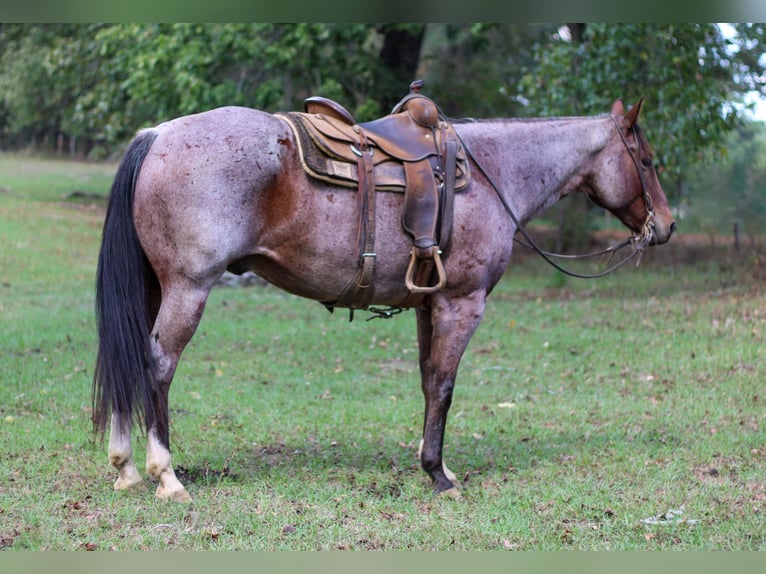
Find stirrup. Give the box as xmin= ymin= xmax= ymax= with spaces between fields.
xmin=404 ymin=246 xmax=446 ymax=294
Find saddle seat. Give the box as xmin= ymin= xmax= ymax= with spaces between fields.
xmin=303 ymin=95 xmax=450 ymax=163
xmin=278 ymin=81 xmax=471 ymax=313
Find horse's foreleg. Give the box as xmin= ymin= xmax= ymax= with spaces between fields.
xmin=415 ymin=307 xmax=458 ymax=491
xmin=108 ymin=413 xmax=144 ymax=491
xmin=416 ymin=292 xmax=486 ymax=497
xmin=144 ymin=279 xmax=212 ymax=503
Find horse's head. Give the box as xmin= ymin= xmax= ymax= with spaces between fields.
xmin=587 ymin=99 xmax=675 ymax=246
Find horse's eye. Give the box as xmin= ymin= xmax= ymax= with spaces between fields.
xmin=641 ymin=157 xmax=653 ymax=168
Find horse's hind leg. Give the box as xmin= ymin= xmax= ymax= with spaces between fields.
xmin=144 ymin=276 xmax=214 ymax=502
xmin=109 ymin=414 xmax=144 ymax=491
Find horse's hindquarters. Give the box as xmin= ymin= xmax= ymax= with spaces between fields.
xmin=133 ymin=108 xmax=298 ymax=285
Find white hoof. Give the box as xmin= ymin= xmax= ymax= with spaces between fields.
xmin=155 ymin=481 xmax=192 ymax=503
xmin=113 ymin=464 xmax=144 ymax=491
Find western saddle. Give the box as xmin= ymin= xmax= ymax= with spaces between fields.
xmin=278 ymin=80 xmax=470 ymax=313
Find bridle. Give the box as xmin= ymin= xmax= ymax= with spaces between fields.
xmin=461 ymin=114 xmax=657 ymax=280
xmin=609 ymin=115 xmax=656 ymax=249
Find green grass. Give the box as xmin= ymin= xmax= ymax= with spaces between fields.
xmin=1 ymin=153 xmax=765 ymax=550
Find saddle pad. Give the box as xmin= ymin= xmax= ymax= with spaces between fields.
xmin=278 ymin=111 xmax=470 ymax=193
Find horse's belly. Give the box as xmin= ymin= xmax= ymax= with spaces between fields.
xmin=234 ymin=237 xmax=415 ymax=307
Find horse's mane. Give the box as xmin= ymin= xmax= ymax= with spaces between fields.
xmin=451 ymin=114 xmax=654 ymax=155
xmin=449 ymin=114 xmax=611 ymax=125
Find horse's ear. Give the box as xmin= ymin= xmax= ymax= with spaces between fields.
xmin=624 ymin=98 xmax=645 ymax=128
xmin=611 ymin=99 xmax=625 ymax=116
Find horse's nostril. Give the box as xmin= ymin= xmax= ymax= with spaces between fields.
xmin=669 ymin=221 xmax=677 ymax=237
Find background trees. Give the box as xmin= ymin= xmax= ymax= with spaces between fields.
xmin=1 ymin=23 xmax=765 ymax=238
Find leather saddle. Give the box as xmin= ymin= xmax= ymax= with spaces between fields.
xmin=278 ymin=81 xmax=470 ymax=312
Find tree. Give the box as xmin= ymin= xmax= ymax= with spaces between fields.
xmin=683 ymin=121 xmax=766 ymax=242
xmin=519 ymin=23 xmax=766 ymax=192
xmin=0 ymin=24 xmax=543 ymax=155
xmin=0 ymin=24 xmax=102 ymax=150
xmin=418 ymin=23 xmax=551 ymax=118
xmin=0 ymin=24 xmax=430 ymax=155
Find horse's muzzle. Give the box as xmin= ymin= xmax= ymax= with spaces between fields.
xmin=651 ymin=220 xmax=676 ymax=245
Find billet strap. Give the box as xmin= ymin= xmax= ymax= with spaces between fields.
xmin=356 ymin=138 xmax=377 ymax=290
xmin=331 ymin=134 xmax=377 ymax=317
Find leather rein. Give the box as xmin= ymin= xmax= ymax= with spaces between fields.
xmin=460 ymin=114 xmax=656 ymax=280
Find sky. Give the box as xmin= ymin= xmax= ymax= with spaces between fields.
xmin=745 ymin=95 xmax=766 ymax=122
xmin=719 ymin=23 xmax=766 ymax=122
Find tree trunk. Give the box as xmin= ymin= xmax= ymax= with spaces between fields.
xmin=555 ymin=23 xmax=592 ymax=251
xmin=377 ymin=25 xmax=427 ymax=112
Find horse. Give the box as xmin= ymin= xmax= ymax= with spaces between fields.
xmin=92 ymin=97 xmax=675 ymax=502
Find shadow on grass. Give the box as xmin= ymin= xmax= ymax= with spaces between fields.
xmin=167 ymin=418 xmax=693 ymax=499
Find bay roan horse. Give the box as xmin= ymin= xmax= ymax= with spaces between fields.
xmin=92 ymin=98 xmax=675 ymax=502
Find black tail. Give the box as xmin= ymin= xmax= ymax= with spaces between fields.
xmin=92 ymin=129 xmax=159 ymax=439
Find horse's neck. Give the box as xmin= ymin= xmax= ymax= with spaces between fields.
xmin=456 ymin=116 xmax=613 ymax=224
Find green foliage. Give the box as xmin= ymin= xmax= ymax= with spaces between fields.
xmin=518 ymin=23 xmax=766 ymax=190
xmin=0 ymin=24 xmax=98 ymax=146
xmin=420 ymin=24 xmax=550 ymax=118
xmin=683 ymin=121 xmax=766 ymax=237
xmin=0 ymin=24 xmax=419 ymax=155
xmin=3 ymin=23 xmax=765 ymax=160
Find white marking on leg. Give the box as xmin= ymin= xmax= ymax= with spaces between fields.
xmin=146 ymin=429 xmax=191 ymax=502
xmin=108 ymin=414 xmax=144 ymax=491
xmin=417 ymin=438 xmax=458 ymax=485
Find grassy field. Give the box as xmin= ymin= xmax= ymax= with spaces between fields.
xmin=1 ymin=153 xmax=765 ymax=550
